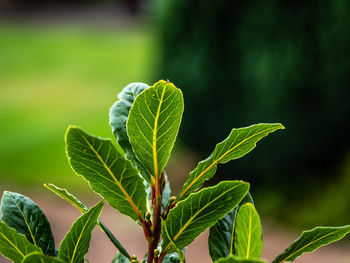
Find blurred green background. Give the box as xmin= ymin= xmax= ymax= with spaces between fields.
xmin=0 ymin=20 xmax=156 ymax=189
xmin=1 ymin=0 xmax=350 ymax=228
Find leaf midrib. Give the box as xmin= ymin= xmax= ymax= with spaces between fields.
xmin=70 ymin=209 xmax=95 ymax=263
xmin=246 ymin=206 xmax=252 ymax=258
xmin=9 ymin=195 xmax=37 ymax=246
xmin=178 ymin=127 xmax=278 ymax=201
xmin=152 ymin=85 xmax=166 ymax=179
xmin=165 ymin=184 xmax=242 ymax=252
xmin=0 ymin=231 xmax=25 ymax=257
xmin=78 ymin=130 xmax=142 ymax=220
xmin=275 ymin=228 xmax=349 ymax=263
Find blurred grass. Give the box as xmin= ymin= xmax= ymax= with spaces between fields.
xmin=0 ymin=22 xmax=156 ymax=191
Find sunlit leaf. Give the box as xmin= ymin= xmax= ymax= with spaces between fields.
xmin=66 ymin=126 xmax=147 ymax=222
xmin=214 ymin=255 xmax=266 ymax=263
xmin=21 ymin=252 xmax=64 ymax=263
xmin=161 ymin=181 xmax=249 ymax=254
xmin=109 ymin=82 xmax=150 ymax=182
xmin=127 ymin=80 xmax=184 ymax=180
xmin=0 ymin=222 xmax=41 ymax=263
xmin=234 ymin=203 xmax=262 ymax=259
xmin=44 ymin=184 xmax=130 ymax=259
xmin=208 ymin=193 xmax=253 ymax=261
xmin=178 ymin=123 xmax=284 ymax=201
xmin=273 ymin=225 xmax=350 ymax=262
xmin=1 ymin=191 xmax=55 ymax=256
xmin=58 ymin=201 xmax=103 ymax=263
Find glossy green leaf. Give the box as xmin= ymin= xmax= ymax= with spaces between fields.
xmin=58 ymin=201 xmax=103 ymax=263
xmin=272 ymin=225 xmax=350 ymax=263
xmin=0 ymin=222 xmax=41 ymax=263
xmin=177 ymin=123 xmax=284 ymax=201
xmin=208 ymin=193 xmax=253 ymax=261
xmin=1 ymin=191 xmax=55 ymax=256
xmin=44 ymin=184 xmax=88 ymax=213
xmin=214 ymin=255 xmax=266 ymax=263
xmin=21 ymin=252 xmax=64 ymax=263
xmin=162 ymin=218 xmax=186 ymax=262
xmin=109 ymin=82 xmax=150 ymax=182
xmin=161 ymin=181 xmax=250 ymax=254
xmin=44 ymin=184 xmax=131 ymax=259
xmin=234 ymin=203 xmax=262 ymax=259
xmin=127 ymin=80 xmax=184 ymax=180
xmin=66 ymin=126 xmax=147 ymax=222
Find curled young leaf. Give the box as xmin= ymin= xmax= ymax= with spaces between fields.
xmin=109 ymin=82 xmax=150 ymax=182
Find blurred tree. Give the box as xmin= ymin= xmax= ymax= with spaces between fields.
xmin=158 ymin=0 xmax=350 ymax=213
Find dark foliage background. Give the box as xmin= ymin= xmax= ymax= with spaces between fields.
xmin=157 ymin=0 xmax=350 ymax=221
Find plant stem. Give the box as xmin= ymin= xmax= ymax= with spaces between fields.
xmin=147 ymin=171 xmax=164 ymax=263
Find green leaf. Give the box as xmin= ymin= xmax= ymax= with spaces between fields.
xmin=0 ymin=222 xmax=41 ymax=263
xmin=58 ymin=201 xmax=103 ymax=263
xmin=112 ymin=252 xmax=130 ymax=263
xmin=44 ymin=184 xmax=88 ymax=213
xmin=109 ymin=82 xmax=150 ymax=182
xmin=272 ymin=225 xmax=350 ymax=263
xmin=1 ymin=191 xmax=55 ymax=256
xmin=65 ymin=126 xmax=147 ymax=222
xmin=214 ymin=255 xmax=266 ymax=263
xmin=177 ymin=123 xmax=284 ymax=201
xmin=44 ymin=184 xmax=131 ymax=260
xmin=161 ymin=181 xmax=250 ymax=254
xmin=21 ymin=252 xmax=64 ymax=263
xmin=234 ymin=203 xmax=262 ymax=259
xmin=208 ymin=193 xmax=253 ymax=261
xmin=127 ymin=80 xmax=184 ymax=180
xmin=162 ymin=218 xmax=186 ymax=262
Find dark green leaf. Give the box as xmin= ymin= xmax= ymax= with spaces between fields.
xmin=21 ymin=252 xmax=64 ymax=263
xmin=234 ymin=203 xmax=262 ymax=259
xmin=58 ymin=201 xmax=103 ymax=263
xmin=66 ymin=126 xmax=147 ymax=222
xmin=127 ymin=80 xmax=184 ymax=180
xmin=214 ymin=255 xmax=266 ymax=263
xmin=208 ymin=193 xmax=253 ymax=261
xmin=0 ymin=221 xmax=41 ymax=263
xmin=177 ymin=124 xmax=284 ymax=201
xmin=109 ymin=82 xmax=150 ymax=182
xmin=161 ymin=181 xmax=249 ymax=254
xmin=162 ymin=218 xmax=186 ymax=262
xmin=1 ymin=191 xmax=55 ymax=256
xmin=272 ymin=225 xmax=350 ymax=263
xmin=44 ymin=184 xmax=131 ymax=259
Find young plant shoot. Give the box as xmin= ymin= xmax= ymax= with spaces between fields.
xmin=1 ymin=80 xmax=349 ymax=263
